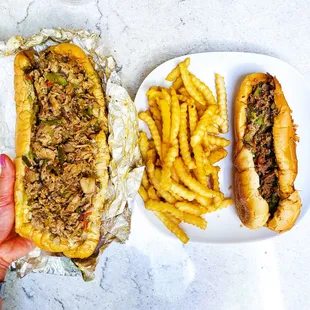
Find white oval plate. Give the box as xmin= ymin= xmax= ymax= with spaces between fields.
xmin=134 ymin=52 xmax=310 ymax=243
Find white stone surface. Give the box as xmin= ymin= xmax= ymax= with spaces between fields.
xmin=1 ymin=0 xmax=310 ymax=309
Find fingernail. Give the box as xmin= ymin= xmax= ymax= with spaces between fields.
xmin=0 ymin=154 xmax=5 ymax=169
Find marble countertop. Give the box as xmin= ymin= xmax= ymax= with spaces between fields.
xmin=2 ymin=0 xmax=310 ymax=309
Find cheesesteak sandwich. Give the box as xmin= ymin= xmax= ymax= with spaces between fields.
xmin=234 ymin=73 xmax=301 ymax=232
xmin=14 ymin=44 xmax=109 ymax=258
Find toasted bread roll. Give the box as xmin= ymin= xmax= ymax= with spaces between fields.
xmin=234 ymin=73 xmax=301 ymax=232
xmin=14 ymin=44 xmax=109 ymax=258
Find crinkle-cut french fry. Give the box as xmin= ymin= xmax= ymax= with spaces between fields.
xmin=193 ymin=144 xmax=207 ymax=186
xmin=139 ymin=131 xmax=149 ymax=162
xmin=148 ymin=98 xmax=162 ymax=135
xmin=176 ymin=202 xmax=205 ymax=216
xmin=195 ymin=194 xmax=213 ymax=207
xmin=147 ymin=86 xmax=159 ymax=93
xmin=147 ymin=90 xmax=163 ymax=100
xmin=194 ymin=99 xmax=207 ymax=114
xmin=153 ymin=211 xmax=189 ymax=244
xmin=170 ymin=181 xmax=196 ymax=201
xmin=138 ymin=186 xmax=149 ymax=202
xmin=197 ymin=107 xmax=205 ymax=119
xmin=211 ymin=166 xmax=220 ymax=191
xmin=172 ymin=76 xmax=183 ymax=90
xmin=171 ymin=166 xmax=180 ymax=183
xmin=208 ymin=148 xmax=228 ymax=165
xmin=178 ymin=87 xmax=191 ymax=97
xmin=203 ymin=136 xmax=221 ymax=152
xmin=179 ymin=63 xmax=206 ymax=106
xmin=147 ymin=148 xmax=157 ymax=164
xmin=148 ymin=186 xmax=159 ymax=200
xmin=161 ymin=88 xmax=171 ymax=103
xmin=170 ymin=191 xmax=184 ymax=201
xmin=158 ymin=99 xmax=171 ymax=158
xmin=141 ymin=171 xmax=150 ymax=190
xmin=166 ymin=57 xmax=190 ymax=82
xmin=207 ymin=134 xmax=230 ymax=147
xmin=139 ymin=111 xmax=162 ymax=160
xmin=174 ymin=158 xmax=220 ymax=198
xmin=188 ymin=101 xmax=198 ymax=135
xmin=177 ymin=94 xmax=190 ymax=102
xmin=206 ymin=124 xmax=220 ymax=135
xmin=214 ymin=198 xmax=233 ymax=210
xmin=212 ymin=114 xmax=224 ymax=127
xmin=182 ymin=213 xmax=207 ymax=230
xmin=209 ymin=144 xmax=221 ymax=151
xmin=147 ymin=161 xmax=176 ymax=203
xmin=215 ymin=74 xmax=229 ymax=133
xmin=160 ymin=166 xmax=172 ymax=191
xmin=164 ymin=145 xmax=179 ymax=168
xmin=145 ymin=200 xmax=183 ymax=219
xmin=179 ymin=103 xmax=196 ymax=169
xmin=191 ymin=105 xmax=218 ymax=147
xmin=164 ymin=212 xmax=182 ymax=224
xmin=148 ymin=140 xmax=155 ymax=150
xmin=202 ymin=147 xmax=211 ymax=158
xmin=154 ymin=167 xmax=161 ymax=182
xmin=203 ymin=156 xmax=215 ymax=176
xmin=190 ymin=73 xmax=217 ymax=106
xmin=170 ymin=88 xmax=181 ymax=143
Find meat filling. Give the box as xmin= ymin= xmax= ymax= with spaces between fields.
xmin=243 ymin=74 xmax=280 ymax=215
xmin=22 ymin=50 xmax=104 ymax=242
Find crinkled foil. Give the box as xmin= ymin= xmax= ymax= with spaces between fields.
xmin=0 ymin=28 xmax=143 ymax=280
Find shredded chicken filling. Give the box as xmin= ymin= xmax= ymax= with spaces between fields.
xmin=22 ymin=50 xmax=103 ymax=242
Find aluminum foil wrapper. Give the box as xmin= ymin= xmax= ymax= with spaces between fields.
xmin=0 ymin=28 xmax=143 ymax=280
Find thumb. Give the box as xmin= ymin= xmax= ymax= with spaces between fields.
xmin=0 ymin=154 xmax=15 ymax=243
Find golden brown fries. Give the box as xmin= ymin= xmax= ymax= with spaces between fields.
xmin=154 ymin=211 xmax=189 ymax=244
xmin=164 ymin=145 xmax=178 ymax=168
xmin=148 ymin=186 xmax=159 ymax=200
xmin=139 ymin=112 xmax=162 ymax=160
xmin=174 ymin=158 xmax=220 ymax=198
xmin=139 ymin=132 xmax=149 ymax=162
xmin=190 ymin=73 xmax=217 ymax=106
xmin=158 ymin=98 xmax=171 ymax=158
xmin=145 ymin=200 xmax=184 ymax=220
xmin=147 ymin=161 xmax=176 ymax=204
xmin=164 ymin=212 xmax=182 ymax=225
xmin=138 ymin=57 xmax=231 ymax=244
xmin=170 ymin=89 xmax=181 ymax=144
xmin=207 ymin=134 xmax=230 ymax=147
xmin=141 ymin=171 xmax=150 ymax=190
xmin=190 ymin=105 xmax=218 ymax=147
xmin=182 ymin=213 xmax=207 ymax=229
xmin=193 ymin=144 xmax=207 ymax=186
xmin=208 ymin=148 xmax=228 ymax=165
xmin=188 ymin=102 xmax=198 ymax=135
xmin=166 ymin=58 xmax=190 ymax=82
xmin=176 ymin=202 xmax=204 ymax=216
xmin=172 ymin=76 xmax=183 ymax=90
xmin=215 ymin=74 xmax=229 ymax=133
xmin=179 ymin=103 xmax=196 ymax=169
xmin=148 ymin=98 xmax=162 ymax=136
xmin=170 ymin=181 xmax=196 ymax=201
xmin=179 ymin=63 xmax=206 ymax=106
xmin=139 ymin=186 xmax=149 ymax=202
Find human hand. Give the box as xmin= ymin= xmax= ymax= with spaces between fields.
xmin=0 ymin=154 xmax=34 ymax=282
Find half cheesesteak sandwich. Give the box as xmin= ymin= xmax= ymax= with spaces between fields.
xmin=14 ymin=44 xmax=109 ymax=258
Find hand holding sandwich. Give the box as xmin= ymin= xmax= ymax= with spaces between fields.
xmin=0 ymin=154 xmax=34 ymax=283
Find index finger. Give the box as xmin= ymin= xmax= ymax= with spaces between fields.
xmin=0 ymin=154 xmax=16 ymax=243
